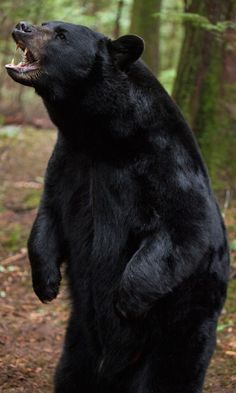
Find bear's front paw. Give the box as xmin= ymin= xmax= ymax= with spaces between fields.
xmin=114 ymin=284 xmax=151 ymax=321
xmin=32 ymin=268 xmax=61 ymax=303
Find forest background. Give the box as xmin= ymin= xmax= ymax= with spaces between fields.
xmin=0 ymin=1 xmax=236 ymax=392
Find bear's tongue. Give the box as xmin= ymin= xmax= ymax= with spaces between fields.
xmin=5 ymin=44 xmax=39 ymax=73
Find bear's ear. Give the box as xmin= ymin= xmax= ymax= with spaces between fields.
xmin=108 ymin=35 xmax=144 ymax=69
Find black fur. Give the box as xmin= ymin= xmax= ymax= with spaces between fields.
xmin=8 ymin=21 xmax=229 ymax=393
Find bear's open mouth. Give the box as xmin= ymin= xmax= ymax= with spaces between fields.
xmin=5 ymin=43 xmax=40 ymax=73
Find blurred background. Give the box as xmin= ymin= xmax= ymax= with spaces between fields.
xmin=0 ymin=1 xmax=236 ymax=392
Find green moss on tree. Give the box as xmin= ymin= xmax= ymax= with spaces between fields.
xmin=173 ymin=0 xmax=236 ymax=191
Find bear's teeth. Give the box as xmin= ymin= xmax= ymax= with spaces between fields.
xmin=21 ymin=48 xmax=29 ymax=64
xmin=10 ymin=44 xmax=21 ymax=66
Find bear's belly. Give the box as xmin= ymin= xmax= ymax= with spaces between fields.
xmin=65 ymin=206 xmax=134 ymax=297
xmin=63 ymin=200 xmax=138 ymax=350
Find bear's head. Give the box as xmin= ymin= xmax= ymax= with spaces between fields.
xmin=6 ymin=21 xmax=144 ymax=100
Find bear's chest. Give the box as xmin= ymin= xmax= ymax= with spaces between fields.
xmin=59 ymin=160 xmax=135 ymax=258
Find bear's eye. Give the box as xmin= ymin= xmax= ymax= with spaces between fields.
xmin=56 ymin=32 xmax=66 ymax=40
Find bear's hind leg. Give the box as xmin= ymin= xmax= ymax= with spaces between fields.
xmin=148 ymin=317 xmax=218 ymax=393
xmin=54 ymin=351 xmax=95 ymax=393
xmin=96 ymin=318 xmax=217 ymax=393
xmin=54 ymin=314 xmax=99 ymax=393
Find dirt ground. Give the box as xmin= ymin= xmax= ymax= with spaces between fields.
xmin=0 ymin=127 xmax=236 ymax=392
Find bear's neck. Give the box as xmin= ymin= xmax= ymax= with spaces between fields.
xmin=42 ymin=81 xmax=155 ymax=150
xmin=44 ymin=97 xmax=150 ymax=159
xmin=40 ymin=61 xmax=178 ymax=155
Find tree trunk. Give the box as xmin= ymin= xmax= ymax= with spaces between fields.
xmin=130 ymin=0 xmax=162 ymax=75
xmin=173 ymin=0 xmax=236 ymax=191
xmin=113 ymin=0 xmax=124 ymax=38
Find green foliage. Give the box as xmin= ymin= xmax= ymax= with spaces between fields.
xmin=154 ymin=11 xmax=236 ymax=33
xmin=158 ymin=0 xmax=184 ymax=80
xmin=0 ymin=0 xmax=134 ymax=44
xmin=159 ymin=68 xmax=176 ymax=94
xmin=1 ymin=0 xmax=54 ymax=23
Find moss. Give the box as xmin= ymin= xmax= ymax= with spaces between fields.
xmin=173 ymin=1 xmax=236 ymax=191
xmin=197 ymin=68 xmax=236 ymax=190
xmin=173 ymin=24 xmax=209 ymax=127
xmin=196 ymin=39 xmax=223 ymax=188
xmin=175 ymin=26 xmax=236 ymax=191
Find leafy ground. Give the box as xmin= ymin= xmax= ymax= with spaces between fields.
xmin=0 ymin=127 xmax=236 ymax=392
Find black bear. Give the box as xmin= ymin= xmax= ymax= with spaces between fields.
xmin=6 ymin=21 xmax=229 ymax=393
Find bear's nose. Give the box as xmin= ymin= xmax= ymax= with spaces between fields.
xmin=15 ymin=21 xmax=32 ymax=33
